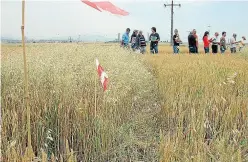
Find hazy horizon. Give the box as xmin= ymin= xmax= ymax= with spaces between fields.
xmin=2 ymin=0 xmax=248 ymax=42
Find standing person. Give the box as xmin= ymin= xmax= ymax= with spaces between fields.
xmin=203 ymin=31 xmax=212 ymax=54
xmin=192 ymin=29 xmax=199 ymax=53
xmin=220 ymin=32 xmax=227 ymax=54
xmin=230 ymin=33 xmax=239 ymax=53
xmin=173 ymin=29 xmax=181 ymax=54
xmin=188 ymin=31 xmax=197 ymax=53
xmin=136 ymin=30 xmax=147 ymax=54
xmin=130 ymin=30 xmax=138 ymax=51
xmin=121 ymin=28 xmax=130 ymax=48
xmin=149 ymin=27 xmax=160 ymax=54
xmin=211 ymin=32 xmax=219 ymax=54
xmin=239 ymin=36 xmax=246 ymax=51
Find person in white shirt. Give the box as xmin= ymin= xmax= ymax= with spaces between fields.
xmin=211 ymin=32 xmax=219 ymax=54
xmin=230 ymin=33 xmax=239 ymax=53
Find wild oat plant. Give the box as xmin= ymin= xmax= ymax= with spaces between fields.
xmin=1 ymin=43 xmax=248 ymax=161
xmin=1 ymin=43 xmax=159 ymax=161
xmin=146 ymin=53 xmax=248 ymax=162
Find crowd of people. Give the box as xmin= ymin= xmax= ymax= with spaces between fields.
xmin=187 ymin=29 xmax=246 ymax=54
xmin=121 ymin=27 xmax=246 ymax=54
xmin=121 ymin=27 xmax=160 ymax=54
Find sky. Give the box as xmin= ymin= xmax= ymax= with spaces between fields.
xmin=1 ymin=0 xmax=248 ymax=42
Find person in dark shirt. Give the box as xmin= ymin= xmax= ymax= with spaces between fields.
xmin=130 ymin=30 xmax=138 ymax=51
xmin=188 ymin=31 xmax=197 ymax=54
xmin=149 ymin=27 xmax=160 ymax=54
xmin=173 ymin=29 xmax=181 ymax=54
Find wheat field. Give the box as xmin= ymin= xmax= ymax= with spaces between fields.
xmin=1 ymin=43 xmax=248 ymax=161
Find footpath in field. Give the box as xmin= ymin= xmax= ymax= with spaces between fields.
xmin=74 ymin=44 xmax=162 ymax=161
xmin=92 ymin=44 xmax=162 ymax=161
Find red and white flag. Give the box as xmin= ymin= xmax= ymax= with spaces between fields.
xmin=81 ymin=0 xmax=129 ymax=16
xmin=96 ymin=59 xmax=108 ymax=91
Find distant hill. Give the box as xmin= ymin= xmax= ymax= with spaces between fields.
xmin=1 ymin=34 xmax=116 ymax=43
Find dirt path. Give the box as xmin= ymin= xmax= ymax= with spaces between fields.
xmin=106 ymin=56 xmax=162 ymax=162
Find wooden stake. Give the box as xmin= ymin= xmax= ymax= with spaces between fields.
xmin=21 ymin=0 xmax=33 ymax=159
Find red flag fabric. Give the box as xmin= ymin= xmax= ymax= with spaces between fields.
xmin=94 ymin=1 xmax=129 ymax=16
xmin=81 ymin=0 xmax=129 ymax=16
xmin=81 ymin=0 xmax=102 ymax=12
xmin=96 ymin=59 xmax=108 ymax=91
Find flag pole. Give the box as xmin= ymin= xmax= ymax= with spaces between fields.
xmin=21 ymin=0 xmax=33 ymax=159
xmin=95 ymin=58 xmax=98 ymax=118
xmin=94 ymin=74 xmax=97 ymax=118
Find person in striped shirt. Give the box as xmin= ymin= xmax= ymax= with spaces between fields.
xmin=136 ymin=30 xmax=147 ymax=54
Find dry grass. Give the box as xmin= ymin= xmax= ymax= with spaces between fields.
xmin=145 ymin=52 xmax=248 ymax=161
xmin=1 ymin=43 xmax=248 ymax=161
xmin=1 ymin=43 xmax=159 ymax=161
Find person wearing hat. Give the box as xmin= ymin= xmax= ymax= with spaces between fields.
xmin=211 ymin=32 xmax=219 ymax=54
xmin=173 ymin=29 xmax=182 ymax=54
xmin=230 ymin=33 xmax=239 ymax=53
xmin=239 ymin=36 xmax=246 ymax=52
